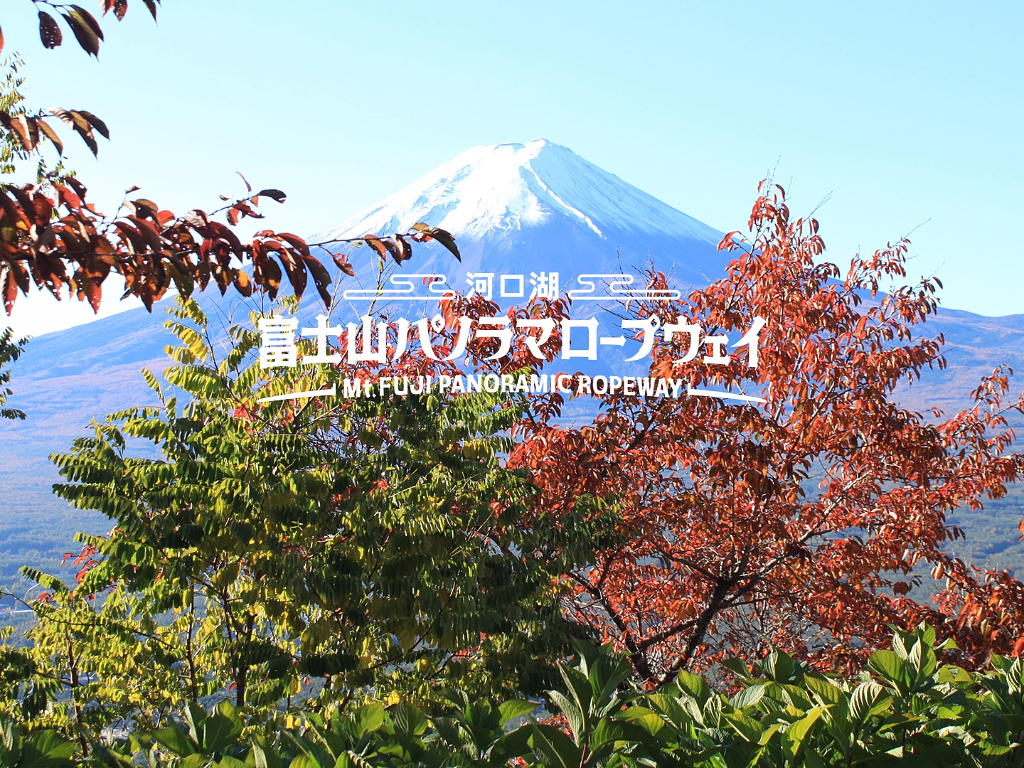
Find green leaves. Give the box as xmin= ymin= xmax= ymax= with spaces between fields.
xmin=529 ymin=723 xmax=582 ymax=768
xmin=849 ymin=681 xmax=891 ymax=724
xmin=33 ymin=296 xmax=591 ymax=724
xmin=0 ymin=327 xmax=26 ymax=421
xmin=129 ymin=701 xmax=248 ymax=766
xmin=6 ymin=622 xmax=1024 ymax=767
xmin=499 ymin=700 xmax=538 ymax=726
xmin=0 ymin=713 xmax=76 ymax=767
xmin=867 ymin=650 xmax=908 ymax=691
xmin=867 ymin=627 xmax=941 ymax=702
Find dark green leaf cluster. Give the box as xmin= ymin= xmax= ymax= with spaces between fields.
xmin=7 ymin=625 xmax=1024 ymax=766
xmin=0 ymin=325 xmax=26 ymax=421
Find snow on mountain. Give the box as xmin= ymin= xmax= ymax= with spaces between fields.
xmin=316 ymin=139 xmax=719 ymax=243
xmin=310 ymin=139 xmax=725 ymax=291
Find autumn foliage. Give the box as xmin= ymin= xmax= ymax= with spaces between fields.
xmin=0 ymin=1 xmax=460 ymax=315
xmin=215 ymin=181 xmax=1024 ymax=683
xmin=508 ymin=182 xmax=1024 ymax=683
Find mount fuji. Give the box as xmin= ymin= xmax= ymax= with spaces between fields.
xmin=310 ymin=139 xmax=725 ymax=293
xmin=1 ymin=139 xmax=1023 ymax=598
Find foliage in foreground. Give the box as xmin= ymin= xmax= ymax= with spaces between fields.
xmin=512 ymin=183 xmax=1024 ymax=683
xmin=5 ymin=625 xmax=1024 ymax=767
xmin=3 ymin=296 xmax=609 ymax=740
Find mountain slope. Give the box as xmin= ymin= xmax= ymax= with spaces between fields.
xmin=312 ymin=139 xmax=725 ymax=292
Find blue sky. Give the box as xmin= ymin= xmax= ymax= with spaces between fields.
xmin=3 ymin=0 xmax=1022 ymax=336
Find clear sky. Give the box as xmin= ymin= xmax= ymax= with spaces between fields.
xmin=2 ymin=0 xmax=1021 ymax=338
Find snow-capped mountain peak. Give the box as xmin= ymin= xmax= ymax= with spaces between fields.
xmin=312 ymin=139 xmax=720 ymax=246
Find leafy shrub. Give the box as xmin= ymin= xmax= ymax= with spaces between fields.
xmin=5 ymin=624 xmax=1024 ymax=767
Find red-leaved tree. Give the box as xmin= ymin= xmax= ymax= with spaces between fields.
xmin=0 ymin=1 xmax=460 ymax=315
xmin=509 ymin=182 xmax=1024 ymax=683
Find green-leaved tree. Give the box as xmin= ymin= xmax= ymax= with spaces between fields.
xmin=17 ymin=297 xmax=610 ymax=737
